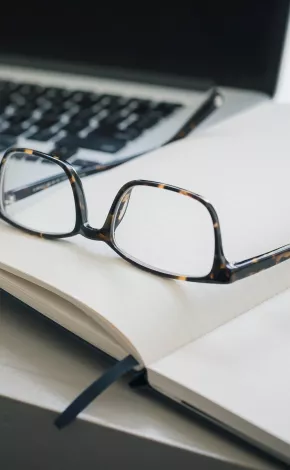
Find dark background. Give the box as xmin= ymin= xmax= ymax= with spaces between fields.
xmin=0 ymin=2 xmax=289 ymax=95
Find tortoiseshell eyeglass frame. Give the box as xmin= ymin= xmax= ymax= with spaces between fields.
xmin=1 ymin=148 xmax=290 ymax=284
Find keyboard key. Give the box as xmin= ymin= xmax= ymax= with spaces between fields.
xmin=69 ymin=91 xmax=103 ymax=108
xmin=7 ymin=82 xmax=21 ymax=92
xmin=28 ymin=128 xmax=57 ymax=141
xmin=82 ymin=134 xmax=126 ymax=153
xmin=46 ymin=102 xmax=68 ymax=115
xmin=10 ymin=107 xmax=34 ymax=120
xmin=133 ymin=99 xmax=152 ymax=114
xmin=0 ymin=96 xmax=11 ymax=110
xmin=114 ymin=126 xmax=143 ymax=141
xmin=62 ymin=109 xmax=96 ymax=132
xmin=25 ymin=155 xmax=40 ymax=162
xmin=0 ymin=134 xmax=16 ymax=151
xmin=62 ymin=119 xmax=87 ymax=134
xmin=35 ymin=112 xmax=61 ymax=129
xmin=0 ymin=81 xmax=10 ymax=92
xmin=9 ymin=93 xmax=26 ymax=107
xmin=18 ymin=84 xmax=45 ymax=98
xmin=58 ymin=135 xmax=126 ymax=153
xmin=70 ymin=91 xmax=87 ymax=103
xmin=2 ymin=125 xmax=24 ymax=136
xmin=99 ymin=111 xmax=125 ymax=128
xmin=7 ymin=113 xmax=30 ymax=125
xmin=62 ymin=101 xmax=79 ymax=114
xmin=76 ymin=108 xmax=96 ymax=121
xmin=103 ymin=97 xmax=126 ymax=112
xmin=0 ymin=81 xmax=20 ymax=94
xmin=90 ymin=126 xmax=118 ymax=138
xmin=43 ymin=87 xmax=68 ymax=101
xmin=11 ymin=151 xmax=24 ymax=159
xmin=134 ymin=111 xmax=163 ymax=130
xmin=71 ymin=159 xmax=96 ymax=167
xmin=35 ymin=96 xmax=52 ymax=109
xmin=51 ymin=144 xmax=78 ymax=160
xmin=154 ymin=102 xmax=182 ymax=116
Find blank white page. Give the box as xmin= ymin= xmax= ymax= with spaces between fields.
xmin=149 ymin=287 xmax=290 ymax=462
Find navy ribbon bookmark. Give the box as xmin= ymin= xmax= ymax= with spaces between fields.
xmin=54 ymin=355 xmax=139 ymax=429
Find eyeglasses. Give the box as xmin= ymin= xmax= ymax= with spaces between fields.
xmin=1 ymin=147 xmax=290 ymax=284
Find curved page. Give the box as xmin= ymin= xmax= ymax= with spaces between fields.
xmin=0 ymin=269 xmax=127 ymax=360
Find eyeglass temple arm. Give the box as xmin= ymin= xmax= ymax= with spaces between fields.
xmin=3 ymin=87 xmax=224 ymax=204
xmin=231 ymin=244 xmax=290 ymax=281
xmin=3 ymin=159 xmax=121 ymax=204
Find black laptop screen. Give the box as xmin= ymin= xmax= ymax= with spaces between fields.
xmin=0 ymin=2 xmax=289 ymax=95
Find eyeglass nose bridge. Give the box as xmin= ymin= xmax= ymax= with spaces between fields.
xmin=79 ymin=223 xmax=110 ymax=241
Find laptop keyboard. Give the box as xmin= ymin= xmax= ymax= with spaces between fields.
xmin=0 ymin=79 xmax=183 ymax=164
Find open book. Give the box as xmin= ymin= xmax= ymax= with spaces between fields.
xmin=1 ymin=123 xmax=290 ymax=463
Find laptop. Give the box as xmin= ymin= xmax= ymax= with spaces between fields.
xmin=0 ymin=3 xmax=288 ymax=177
